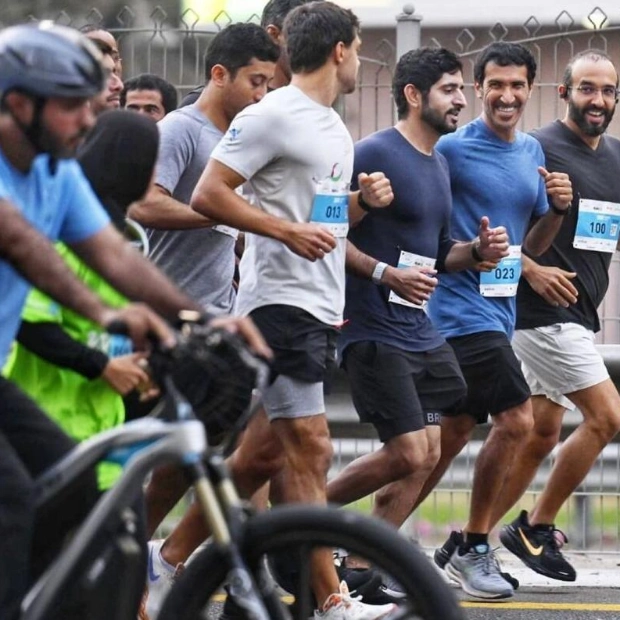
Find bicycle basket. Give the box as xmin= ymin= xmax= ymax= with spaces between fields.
xmin=152 ymin=324 xmax=264 ymax=443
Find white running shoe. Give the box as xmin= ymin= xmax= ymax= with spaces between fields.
xmin=143 ymin=539 xmax=184 ymax=620
xmin=314 ymin=581 xmax=396 ymax=620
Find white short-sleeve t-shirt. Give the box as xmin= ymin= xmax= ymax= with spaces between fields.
xmin=211 ymin=85 xmax=354 ymax=326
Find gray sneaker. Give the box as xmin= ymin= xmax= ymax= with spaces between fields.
xmin=445 ymin=544 xmax=514 ymax=601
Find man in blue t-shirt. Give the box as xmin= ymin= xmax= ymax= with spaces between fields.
xmin=0 ymin=24 xmax=269 ymax=620
xmin=410 ymin=42 xmax=573 ymax=601
xmin=325 ymin=47 xmax=508 ymax=581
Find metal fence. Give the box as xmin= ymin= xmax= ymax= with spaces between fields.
xmin=327 ymin=355 xmax=620 ymax=555
xmin=330 ymin=434 xmax=620 ymax=553
xmin=9 ymin=3 xmax=620 ymax=554
xmin=71 ymin=3 xmax=620 ymax=344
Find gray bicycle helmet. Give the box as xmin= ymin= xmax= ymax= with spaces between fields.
xmin=0 ymin=22 xmax=105 ymax=157
xmin=0 ymin=22 xmax=105 ymax=99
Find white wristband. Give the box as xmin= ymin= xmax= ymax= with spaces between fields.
xmin=371 ymin=261 xmax=388 ymax=285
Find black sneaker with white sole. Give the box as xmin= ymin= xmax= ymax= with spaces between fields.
xmin=337 ymin=563 xmax=384 ymax=601
xmin=268 ymin=550 xmax=383 ymax=602
xmin=499 ymin=509 xmax=576 ymax=582
xmin=433 ymin=530 xmax=464 ymax=570
xmin=435 ymin=530 xmax=520 ymax=590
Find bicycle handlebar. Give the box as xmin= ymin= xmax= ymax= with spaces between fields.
xmin=107 ymin=316 xmax=270 ymax=449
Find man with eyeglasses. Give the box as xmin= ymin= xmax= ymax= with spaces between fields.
xmin=485 ymin=49 xmax=620 ymax=583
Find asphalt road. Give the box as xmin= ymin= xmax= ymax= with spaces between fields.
xmin=199 ymin=588 xmax=620 ymax=620
xmin=459 ymin=587 xmax=620 ymax=620
xmin=184 ymin=548 xmax=620 ymax=620
xmin=447 ymin=551 xmax=620 ymax=620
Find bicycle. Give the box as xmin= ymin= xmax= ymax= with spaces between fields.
xmin=21 ymin=317 xmax=466 ymax=620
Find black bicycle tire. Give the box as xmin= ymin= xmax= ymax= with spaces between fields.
xmin=158 ymin=504 xmax=464 ymax=620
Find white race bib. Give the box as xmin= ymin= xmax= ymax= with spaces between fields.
xmin=212 ymin=186 xmax=243 ymax=239
xmin=388 ymin=250 xmax=436 ymax=309
xmin=310 ymin=178 xmax=349 ymax=238
xmin=479 ymin=245 xmax=522 ymax=297
xmin=86 ymin=332 xmax=132 ymax=358
xmin=573 ymin=198 xmax=620 ymax=253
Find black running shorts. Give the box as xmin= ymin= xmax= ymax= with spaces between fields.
xmin=446 ymin=331 xmax=531 ymax=424
xmin=250 ymin=304 xmax=338 ymax=384
xmin=343 ymin=341 xmax=466 ymax=442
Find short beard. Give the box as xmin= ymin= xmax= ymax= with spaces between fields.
xmin=38 ymin=122 xmax=88 ymax=159
xmin=421 ymin=103 xmax=459 ymax=136
xmin=568 ymin=100 xmax=614 ymax=137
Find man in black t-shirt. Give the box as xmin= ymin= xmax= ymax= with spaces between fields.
xmin=488 ymin=49 xmax=620 ymax=583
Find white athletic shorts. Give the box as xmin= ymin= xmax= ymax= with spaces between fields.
xmin=512 ymin=323 xmax=609 ymax=410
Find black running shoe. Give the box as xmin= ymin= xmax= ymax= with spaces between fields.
xmin=219 ymin=591 xmax=244 ymax=620
xmin=337 ymin=563 xmax=384 ymax=600
xmin=434 ymin=530 xmax=463 ymax=569
xmin=434 ymin=530 xmax=519 ymax=590
xmin=499 ymin=509 xmax=576 ymax=582
xmin=269 ymin=550 xmax=381 ymax=601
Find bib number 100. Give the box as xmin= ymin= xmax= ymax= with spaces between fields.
xmin=590 ymin=221 xmax=607 ymax=235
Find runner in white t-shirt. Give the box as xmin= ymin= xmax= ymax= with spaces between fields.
xmin=191 ymin=3 xmax=395 ymax=618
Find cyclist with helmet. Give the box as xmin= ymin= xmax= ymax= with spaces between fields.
xmin=4 ymin=111 xmax=160 ymax=491
xmin=0 ymin=22 xmax=269 ymax=619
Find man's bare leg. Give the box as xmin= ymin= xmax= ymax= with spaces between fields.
xmin=145 ymin=464 xmax=190 ymax=539
xmin=412 ymin=414 xmax=476 ymax=512
xmin=327 ymin=427 xmax=440 ymax=528
xmin=488 ymin=396 xmax=564 ymax=529
xmin=156 ymin=409 xmax=284 ymax=567
xmin=269 ymin=414 xmax=339 ymax=605
xmin=529 ymin=379 xmax=620 ymax=526
xmin=498 ymin=381 xmax=620 ymax=582
xmin=465 ymin=401 xmax=533 ymax=535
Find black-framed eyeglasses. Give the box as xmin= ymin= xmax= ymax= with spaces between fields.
xmin=566 ymin=85 xmax=620 ymax=100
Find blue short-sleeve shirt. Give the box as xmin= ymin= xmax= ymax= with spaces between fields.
xmin=0 ymin=152 xmax=109 ymax=365
xmin=427 ymin=118 xmax=548 ymax=339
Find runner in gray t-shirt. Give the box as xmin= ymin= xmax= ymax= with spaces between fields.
xmin=149 ymin=105 xmax=237 ymax=312
xmin=128 ymin=22 xmax=280 ymax=620
xmin=128 ymin=24 xmax=279 ymax=315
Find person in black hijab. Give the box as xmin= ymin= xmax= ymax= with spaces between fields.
xmin=79 ymin=110 xmax=162 ymax=418
xmin=10 ymin=110 xmax=160 ymax=432
xmin=79 ymin=109 xmax=159 ymax=235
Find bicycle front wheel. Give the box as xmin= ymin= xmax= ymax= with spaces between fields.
xmin=158 ymin=504 xmax=465 ymax=620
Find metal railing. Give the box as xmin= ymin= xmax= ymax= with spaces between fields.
xmin=327 ymin=346 xmax=620 ymax=554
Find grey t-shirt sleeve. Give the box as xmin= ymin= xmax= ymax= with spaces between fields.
xmin=155 ymin=113 xmax=195 ymax=195
xmin=211 ymin=108 xmax=282 ymax=181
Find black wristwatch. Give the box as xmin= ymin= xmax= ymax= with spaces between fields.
xmin=357 ymin=192 xmax=373 ymax=213
xmin=471 ymin=240 xmax=484 ymax=262
xmin=550 ymin=203 xmax=570 ymax=216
